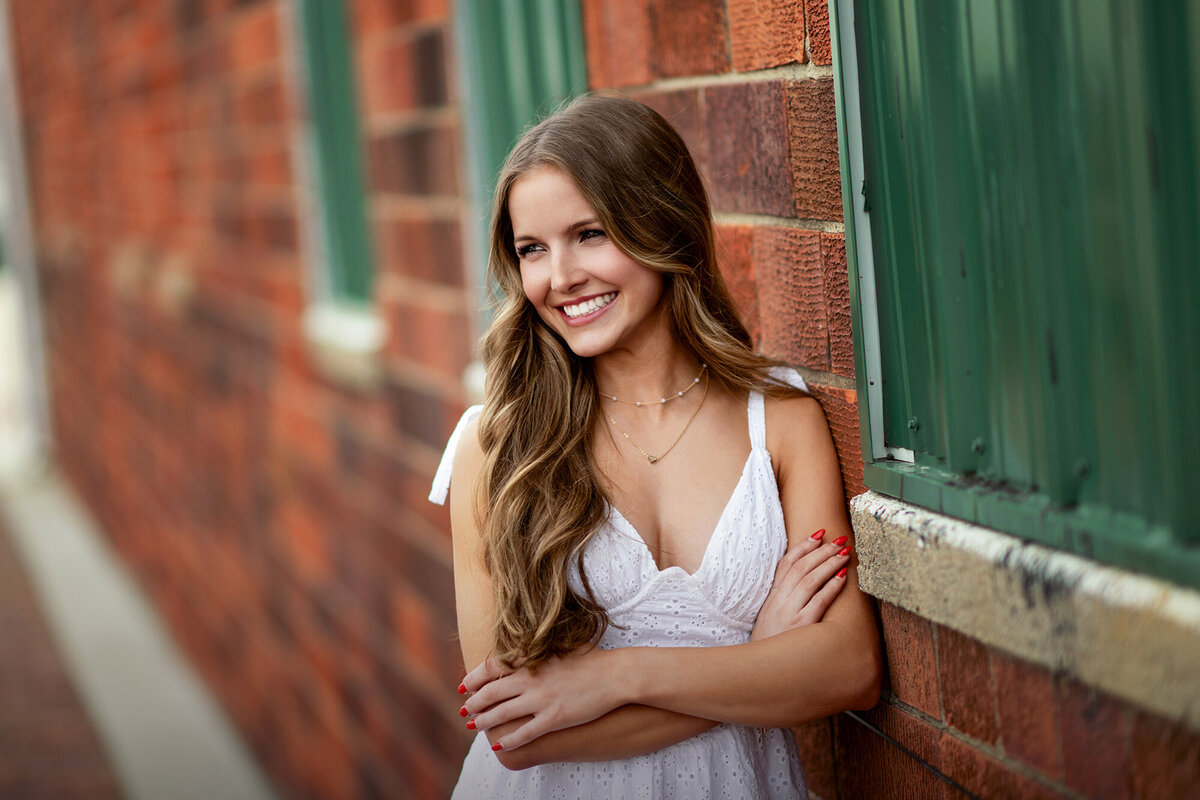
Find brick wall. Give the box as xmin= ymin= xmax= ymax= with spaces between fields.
xmin=10 ymin=0 xmax=472 ymax=797
xmin=581 ymin=2 xmax=1200 ymax=799
xmin=11 ymin=0 xmax=1198 ymax=798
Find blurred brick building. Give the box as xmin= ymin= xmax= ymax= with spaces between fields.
xmin=5 ymin=0 xmax=1197 ymax=799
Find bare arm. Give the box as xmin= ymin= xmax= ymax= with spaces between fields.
xmin=462 ymin=397 xmax=882 ymax=751
xmin=448 ymin=418 xmax=718 ymax=769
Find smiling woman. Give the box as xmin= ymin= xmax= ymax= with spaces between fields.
xmin=429 ymin=93 xmax=881 ymax=798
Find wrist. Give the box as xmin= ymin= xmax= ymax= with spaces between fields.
xmin=612 ymin=646 xmax=652 ymax=706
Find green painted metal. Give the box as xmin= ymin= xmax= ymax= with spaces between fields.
xmin=456 ymin=0 xmax=588 ymax=313
xmin=831 ymin=0 xmax=1200 ymax=587
xmin=295 ymin=0 xmax=374 ymax=303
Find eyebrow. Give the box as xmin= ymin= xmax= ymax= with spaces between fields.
xmin=513 ymin=218 xmax=599 ymax=244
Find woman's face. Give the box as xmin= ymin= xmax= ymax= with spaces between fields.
xmin=508 ymin=165 xmax=667 ymax=359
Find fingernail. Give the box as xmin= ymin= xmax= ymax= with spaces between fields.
xmin=457 ymin=683 xmax=467 ymax=695
xmin=837 ymin=566 xmax=848 ymax=579
xmin=459 ymin=706 xmax=469 ymax=717
xmin=491 ymin=743 xmax=503 ymax=752
xmin=810 ymin=528 xmax=826 ymax=541
xmin=837 ymin=546 xmax=851 ymax=557
xmin=832 ymin=535 xmax=848 ymax=546
xmin=466 ymin=720 xmax=476 ymax=730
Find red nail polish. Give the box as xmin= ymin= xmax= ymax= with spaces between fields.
xmin=458 ymin=683 xmax=467 ymax=695
xmin=810 ymin=528 xmax=826 ymax=541
xmin=837 ymin=546 xmax=851 ymax=557
xmin=832 ymin=535 xmax=848 ymax=546
xmin=466 ymin=720 xmax=476 ymax=730
xmin=837 ymin=566 xmax=848 ymax=579
xmin=491 ymin=743 xmax=503 ymax=752
xmin=459 ymin=707 xmax=469 ymax=717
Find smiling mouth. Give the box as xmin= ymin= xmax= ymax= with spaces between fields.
xmin=560 ymin=292 xmax=617 ymax=319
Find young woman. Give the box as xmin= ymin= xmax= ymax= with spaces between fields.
xmin=429 ymin=93 xmax=881 ymax=798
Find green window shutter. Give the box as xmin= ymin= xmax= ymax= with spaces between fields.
xmin=455 ymin=0 xmax=588 ymax=318
xmin=294 ymin=0 xmax=374 ymax=304
xmin=830 ymin=0 xmax=1200 ymax=586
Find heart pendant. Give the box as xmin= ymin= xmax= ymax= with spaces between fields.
xmin=646 ymin=455 xmax=658 ymax=464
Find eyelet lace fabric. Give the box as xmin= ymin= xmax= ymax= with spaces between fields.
xmin=431 ymin=369 xmax=809 ymax=799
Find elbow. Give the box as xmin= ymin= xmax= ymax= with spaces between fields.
xmin=844 ymin=636 xmax=884 ymax=711
xmin=494 ymin=746 xmax=541 ymax=772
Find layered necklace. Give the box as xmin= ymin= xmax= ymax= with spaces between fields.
xmin=601 ymin=364 xmax=709 ymax=464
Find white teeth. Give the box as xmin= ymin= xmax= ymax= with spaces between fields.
xmin=563 ymin=292 xmax=616 ymax=318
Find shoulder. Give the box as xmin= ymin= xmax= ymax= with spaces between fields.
xmin=763 ymin=392 xmax=840 ymax=486
xmin=450 ymin=414 xmax=486 ymax=499
xmin=764 ymin=393 xmax=829 ymax=451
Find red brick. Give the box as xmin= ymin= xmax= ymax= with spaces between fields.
xmin=228 ymin=4 xmax=279 ymax=73
xmin=375 ymin=216 xmax=465 ymax=287
xmin=388 ymin=303 xmax=474 ymax=383
xmin=714 ymin=224 xmax=759 ymax=343
xmin=582 ymin=0 xmax=653 ymax=88
xmin=649 ymin=0 xmax=729 ymax=78
xmin=821 ymin=232 xmax=855 ymax=379
xmin=755 ymin=227 xmax=827 ymax=369
xmin=805 ymin=382 xmax=863 ymax=499
xmin=993 ymin=650 xmax=1062 ymax=781
xmin=936 ymin=624 xmax=998 ymax=744
xmin=278 ymin=501 xmax=332 ymax=585
xmin=392 ymin=585 xmax=437 ymax=675
xmin=836 ymin=702 xmax=944 ymax=798
xmin=357 ymin=38 xmax=418 ymax=116
xmin=939 ymin=735 xmax=1068 ymax=800
xmin=791 ymin=718 xmax=836 ymax=799
xmin=1057 ymin=677 xmax=1133 ymax=799
xmin=628 ymin=87 xmax=708 ymax=177
xmin=350 ymin=0 xmax=449 ymax=34
xmin=1131 ymin=709 xmax=1200 ymax=800
xmin=786 ymin=78 xmax=843 ymax=221
xmin=729 ymin=0 xmax=807 ymax=72
xmin=879 ymin=602 xmax=941 ymax=717
xmin=704 ymin=80 xmax=796 ymax=216
xmin=804 ymin=0 xmax=833 ymax=66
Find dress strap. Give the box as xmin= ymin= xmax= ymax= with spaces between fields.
xmin=748 ymin=366 xmax=810 ymax=451
xmin=428 ymin=404 xmax=484 ymax=505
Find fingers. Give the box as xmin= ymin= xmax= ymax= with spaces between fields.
xmin=788 ymin=536 xmax=852 ymax=601
xmin=462 ymin=668 xmax=528 ymax=718
xmin=798 ymin=566 xmax=849 ymax=625
xmin=770 ymin=528 xmax=827 ymax=589
xmin=461 ymin=654 xmax=511 ymax=694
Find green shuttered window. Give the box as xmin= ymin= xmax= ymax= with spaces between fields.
xmin=294 ymin=0 xmax=374 ymax=304
xmin=831 ymin=0 xmax=1200 ymax=586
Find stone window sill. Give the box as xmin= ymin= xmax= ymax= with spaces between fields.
xmin=850 ymin=490 xmax=1200 ymax=729
xmin=302 ymin=302 xmax=386 ymax=392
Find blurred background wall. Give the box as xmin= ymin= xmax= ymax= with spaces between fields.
xmin=2 ymin=1 xmax=1196 ymax=799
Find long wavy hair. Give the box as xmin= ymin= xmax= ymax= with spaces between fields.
xmin=477 ymin=93 xmax=799 ymax=668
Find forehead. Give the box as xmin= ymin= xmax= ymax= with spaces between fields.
xmin=508 ymin=166 xmax=595 ymax=234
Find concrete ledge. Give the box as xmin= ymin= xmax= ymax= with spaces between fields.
xmin=851 ymin=490 xmax=1200 ymax=729
xmin=302 ymin=301 xmax=386 ymax=391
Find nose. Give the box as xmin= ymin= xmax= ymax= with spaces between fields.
xmin=548 ymin=248 xmax=585 ymax=295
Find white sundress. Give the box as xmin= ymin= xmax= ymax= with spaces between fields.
xmin=429 ymin=369 xmax=809 ymax=800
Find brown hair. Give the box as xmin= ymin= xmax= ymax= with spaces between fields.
xmin=476 ymin=93 xmax=794 ymax=667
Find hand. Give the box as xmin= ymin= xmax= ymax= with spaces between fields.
xmin=459 ymin=648 xmax=626 ymax=751
xmin=750 ymin=529 xmax=851 ymax=641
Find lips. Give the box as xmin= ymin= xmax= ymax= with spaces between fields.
xmin=558 ymin=291 xmax=617 ymax=321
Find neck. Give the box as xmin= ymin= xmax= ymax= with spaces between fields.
xmin=593 ymin=339 xmax=701 ymax=404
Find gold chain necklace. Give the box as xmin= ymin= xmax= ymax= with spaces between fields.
xmin=601 ymin=364 xmax=707 ymax=407
xmin=605 ymin=372 xmax=709 ymax=464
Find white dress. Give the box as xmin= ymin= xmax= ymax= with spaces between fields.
xmin=429 ymin=369 xmax=809 ymax=800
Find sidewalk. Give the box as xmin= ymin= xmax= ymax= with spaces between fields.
xmin=0 ymin=501 xmax=122 ymax=799
xmin=0 ymin=469 xmax=282 ymax=800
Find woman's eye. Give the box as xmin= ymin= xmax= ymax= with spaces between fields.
xmin=580 ymin=228 xmax=606 ymax=242
xmin=516 ymin=243 xmax=543 ymax=259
